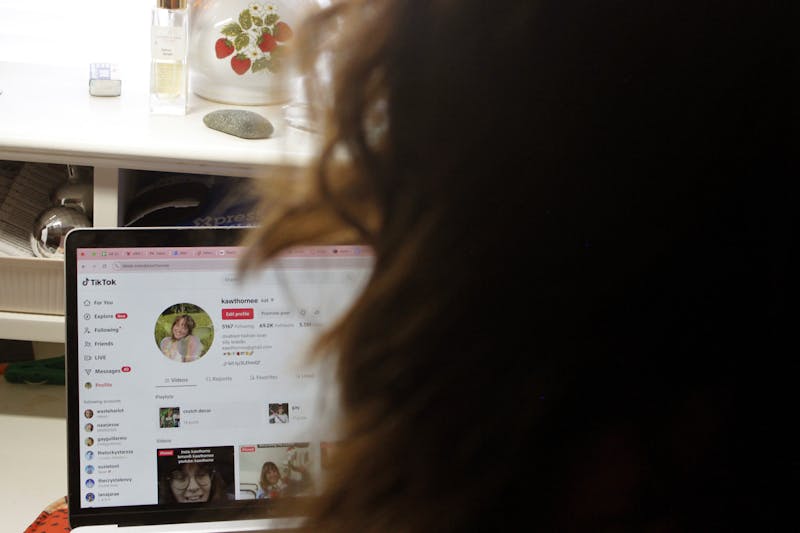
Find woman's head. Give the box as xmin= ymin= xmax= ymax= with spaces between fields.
xmin=260 ymin=461 xmax=282 ymax=488
xmin=171 ymin=315 xmax=195 ymax=340
xmin=240 ymin=1 xmax=789 ymax=531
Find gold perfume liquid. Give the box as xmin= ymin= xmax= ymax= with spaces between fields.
xmin=150 ymin=0 xmax=188 ymax=114
xmin=152 ymin=61 xmax=185 ymax=98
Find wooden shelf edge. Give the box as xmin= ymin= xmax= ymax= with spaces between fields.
xmin=0 ymin=311 xmax=64 ymax=343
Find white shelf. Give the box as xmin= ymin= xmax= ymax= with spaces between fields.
xmin=0 ymin=61 xmax=317 ymax=342
xmin=0 ymin=311 xmax=64 ymax=343
xmin=0 ymin=61 xmax=316 ymax=173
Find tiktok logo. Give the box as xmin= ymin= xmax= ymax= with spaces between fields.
xmin=82 ymin=278 xmax=117 ymax=286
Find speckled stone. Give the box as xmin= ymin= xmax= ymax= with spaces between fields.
xmin=203 ymin=109 xmax=274 ymax=139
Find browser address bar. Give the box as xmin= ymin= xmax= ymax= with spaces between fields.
xmin=112 ymin=260 xmax=239 ymax=271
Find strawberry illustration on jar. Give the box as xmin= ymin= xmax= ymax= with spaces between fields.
xmin=213 ymin=2 xmax=293 ymax=76
xmin=189 ymin=0 xmax=312 ymax=105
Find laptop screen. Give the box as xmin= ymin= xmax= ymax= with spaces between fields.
xmin=64 ymin=227 xmax=371 ymax=527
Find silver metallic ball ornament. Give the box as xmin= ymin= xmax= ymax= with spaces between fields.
xmin=52 ymin=180 xmax=93 ymax=218
xmin=30 ymin=206 xmax=91 ymax=258
xmin=52 ymin=165 xmax=93 ymax=217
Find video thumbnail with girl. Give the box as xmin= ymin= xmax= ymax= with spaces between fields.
xmin=156 ymin=445 xmax=235 ymax=504
xmin=238 ymin=443 xmax=313 ymax=500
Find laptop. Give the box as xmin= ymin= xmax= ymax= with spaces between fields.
xmin=64 ymin=227 xmax=372 ymax=532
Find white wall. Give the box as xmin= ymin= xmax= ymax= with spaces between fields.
xmin=0 ymin=0 xmax=152 ymax=80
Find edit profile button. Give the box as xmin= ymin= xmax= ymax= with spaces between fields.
xmin=221 ymin=308 xmax=254 ymax=320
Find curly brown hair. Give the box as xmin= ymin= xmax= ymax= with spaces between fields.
xmin=171 ymin=314 xmax=196 ymax=335
xmin=241 ymin=1 xmax=792 ymax=531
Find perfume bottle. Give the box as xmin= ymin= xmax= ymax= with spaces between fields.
xmin=150 ymin=0 xmax=189 ymax=114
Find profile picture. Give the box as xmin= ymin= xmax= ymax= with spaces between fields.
xmin=268 ymin=403 xmax=289 ymax=424
xmin=85 ymin=437 xmax=94 ymax=446
xmin=155 ymin=303 xmax=214 ymax=363
xmin=85 ymin=451 xmax=94 ymax=460
xmin=85 ymin=465 xmax=94 ymax=475
xmin=85 ymin=493 xmax=95 ymax=502
xmin=159 ymin=407 xmax=181 ymax=428
xmin=84 ymin=409 xmax=94 ymax=419
xmin=85 ymin=479 xmax=95 ymax=488
xmin=85 ymin=423 xmax=94 ymax=432
xmin=84 ymin=382 xmax=92 ymax=389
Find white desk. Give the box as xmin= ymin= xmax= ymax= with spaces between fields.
xmin=0 ymin=378 xmax=67 ymax=533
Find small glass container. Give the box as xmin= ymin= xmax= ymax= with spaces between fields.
xmin=150 ymin=0 xmax=189 ymax=115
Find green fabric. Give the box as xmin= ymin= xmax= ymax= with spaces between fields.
xmin=4 ymin=355 xmax=65 ymax=385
